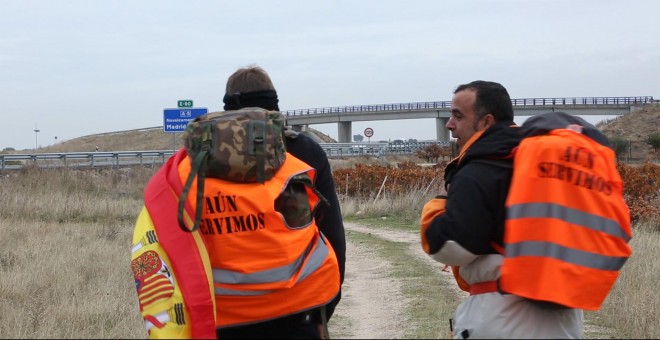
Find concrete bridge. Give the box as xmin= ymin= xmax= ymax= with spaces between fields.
xmin=283 ymin=96 xmax=654 ymax=143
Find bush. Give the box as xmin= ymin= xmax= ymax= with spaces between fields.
xmin=617 ymin=162 xmax=660 ymax=224
xmin=646 ymin=133 xmax=660 ymax=153
xmin=608 ymin=135 xmax=629 ymax=160
xmin=414 ymin=144 xmax=451 ymax=163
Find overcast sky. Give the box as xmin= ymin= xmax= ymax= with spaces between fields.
xmin=2 ymin=0 xmax=659 ymax=150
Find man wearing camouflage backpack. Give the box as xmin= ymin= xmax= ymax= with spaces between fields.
xmin=129 ymin=65 xmax=345 ymax=339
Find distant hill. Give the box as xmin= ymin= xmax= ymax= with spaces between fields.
xmin=597 ymin=104 xmax=660 ymax=140
xmin=12 ymin=103 xmax=660 ymax=158
xmin=596 ymin=103 xmax=660 ymax=159
xmin=26 ymin=126 xmax=337 ymax=154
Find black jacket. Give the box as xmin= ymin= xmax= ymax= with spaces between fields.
xmin=425 ymin=122 xmax=522 ymax=255
xmin=285 ymin=132 xmax=346 ymax=319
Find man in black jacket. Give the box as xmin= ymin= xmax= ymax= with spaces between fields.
xmin=219 ymin=64 xmax=346 ymax=339
xmin=420 ymin=80 xmax=583 ymax=338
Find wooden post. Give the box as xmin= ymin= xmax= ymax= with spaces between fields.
xmin=375 ymin=175 xmax=388 ymax=201
xmin=423 ymin=178 xmax=436 ymax=196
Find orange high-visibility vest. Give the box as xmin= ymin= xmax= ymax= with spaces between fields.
xmin=178 ymin=152 xmax=340 ymax=328
xmin=500 ymin=129 xmax=632 ymax=311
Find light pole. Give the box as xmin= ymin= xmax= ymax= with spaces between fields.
xmin=34 ymin=123 xmax=40 ymax=150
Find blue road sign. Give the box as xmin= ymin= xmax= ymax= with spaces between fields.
xmin=163 ymin=107 xmax=208 ymax=132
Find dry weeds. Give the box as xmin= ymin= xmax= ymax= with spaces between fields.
xmin=0 ymin=167 xmax=152 ymax=338
xmin=0 ymin=164 xmax=657 ymax=339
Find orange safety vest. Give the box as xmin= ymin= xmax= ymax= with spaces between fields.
xmin=178 ymin=152 xmax=340 ymax=328
xmin=499 ymin=129 xmax=632 ymax=311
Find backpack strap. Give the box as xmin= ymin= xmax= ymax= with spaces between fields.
xmin=178 ymin=143 xmax=210 ymax=232
xmin=249 ymin=120 xmax=267 ymax=183
xmin=469 ymin=281 xmax=498 ymax=295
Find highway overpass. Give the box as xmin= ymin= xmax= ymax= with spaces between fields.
xmin=283 ymin=96 xmax=654 ymax=143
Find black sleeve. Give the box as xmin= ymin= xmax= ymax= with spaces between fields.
xmin=424 ymin=163 xmax=508 ymax=255
xmin=285 ymin=133 xmax=346 ymax=320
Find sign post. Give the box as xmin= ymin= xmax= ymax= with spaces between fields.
xmin=364 ymin=127 xmax=374 ymax=142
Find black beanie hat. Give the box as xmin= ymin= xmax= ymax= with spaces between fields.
xmin=223 ymin=90 xmax=280 ymax=111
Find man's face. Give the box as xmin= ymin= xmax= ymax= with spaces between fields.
xmin=446 ymin=89 xmax=483 ymax=150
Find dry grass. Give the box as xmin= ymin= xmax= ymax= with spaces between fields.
xmin=344 ymin=188 xmax=659 ymax=339
xmin=1 ymin=166 xmax=657 ymax=339
xmin=0 ymin=220 xmax=143 ymax=338
xmin=594 ymin=220 xmax=660 ymax=339
xmin=0 ymin=167 xmax=156 ymax=338
xmin=329 ymin=154 xmax=427 ymax=171
xmin=339 ymin=181 xmax=436 ymax=224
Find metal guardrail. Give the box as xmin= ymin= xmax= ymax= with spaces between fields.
xmin=0 ymin=151 xmax=175 ymax=170
xmin=322 ymin=140 xmax=451 ymax=157
xmin=282 ymin=96 xmax=654 ymax=116
xmin=0 ymin=141 xmax=451 ymax=170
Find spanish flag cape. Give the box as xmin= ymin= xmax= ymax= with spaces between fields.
xmin=139 ymin=148 xmax=216 ymax=338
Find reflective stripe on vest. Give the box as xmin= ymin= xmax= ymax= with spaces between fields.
xmin=508 ymin=202 xmax=631 ymax=242
xmin=507 ymin=202 xmax=630 ymax=272
xmin=213 ymin=233 xmax=329 ymax=291
xmin=506 ymin=240 xmax=628 ymax=271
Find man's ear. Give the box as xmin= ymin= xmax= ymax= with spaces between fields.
xmin=482 ymin=114 xmax=495 ymax=129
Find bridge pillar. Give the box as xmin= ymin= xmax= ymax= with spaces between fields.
xmin=290 ymin=124 xmax=303 ymax=132
xmin=436 ymin=118 xmax=450 ymax=142
xmin=337 ymin=122 xmax=352 ymax=143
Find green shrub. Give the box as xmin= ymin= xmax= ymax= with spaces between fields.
xmin=608 ymin=135 xmax=629 ymax=160
xmin=646 ymin=133 xmax=660 ymax=153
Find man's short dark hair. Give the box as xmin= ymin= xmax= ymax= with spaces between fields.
xmin=226 ymin=64 xmax=275 ymax=94
xmin=454 ymin=80 xmax=514 ymax=122
xmin=223 ymin=65 xmax=280 ymax=111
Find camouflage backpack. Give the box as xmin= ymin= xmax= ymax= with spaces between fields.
xmin=177 ymin=107 xmax=287 ymax=232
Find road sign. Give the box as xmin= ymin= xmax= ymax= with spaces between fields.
xmin=163 ymin=108 xmax=207 ymax=133
xmin=178 ymin=100 xmax=193 ymax=108
xmin=364 ymin=127 xmax=374 ymax=138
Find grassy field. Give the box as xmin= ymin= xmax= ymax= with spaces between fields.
xmin=0 ymin=167 xmax=148 ymax=338
xmin=0 ymin=166 xmax=657 ymax=339
xmin=340 ymin=189 xmax=659 ymax=339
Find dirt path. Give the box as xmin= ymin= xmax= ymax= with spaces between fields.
xmin=329 ymin=222 xmax=462 ymax=339
xmin=329 ymin=221 xmax=620 ymax=339
xmin=329 ymin=229 xmax=406 ymax=339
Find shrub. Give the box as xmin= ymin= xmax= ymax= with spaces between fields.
xmin=646 ymin=133 xmax=660 ymax=153
xmin=617 ymin=162 xmax=660 ymax=224
xmin=608 ymin=136 xmax=629 ymax=160
xmin=414 ymin=144 xmax=451 ymax=163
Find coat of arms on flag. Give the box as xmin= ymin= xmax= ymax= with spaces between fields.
xmin=131 ymin=250 xmax=175 ymax=310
